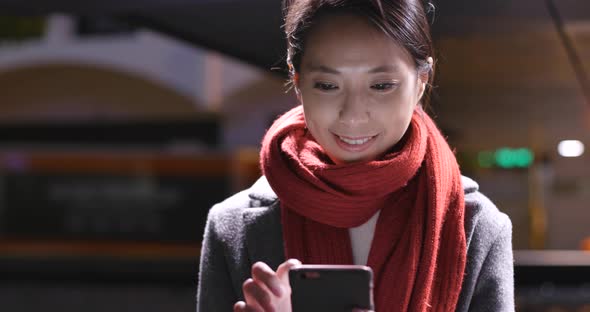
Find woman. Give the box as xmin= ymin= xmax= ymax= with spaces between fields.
xmin=197 ymin=0 xmax=514 ymax=311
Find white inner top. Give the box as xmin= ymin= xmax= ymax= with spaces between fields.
xmin=348 ymin=210 xmax=381 ymax=265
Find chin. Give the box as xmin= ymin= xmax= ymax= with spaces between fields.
xmin=330 ymin=153 xmax=373 ymax=164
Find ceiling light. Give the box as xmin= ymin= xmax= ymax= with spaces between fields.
xmin=557 ymin=140 xmax=584 ymax=157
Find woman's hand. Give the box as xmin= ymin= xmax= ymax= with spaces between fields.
xmin=234 ymin=259 xmax=301 ymax=312
xmin=234 ymin=259 xmax=375 ymax=312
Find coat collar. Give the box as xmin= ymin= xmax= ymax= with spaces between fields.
xmin=247 ymin=176 xmax=278 ymax=205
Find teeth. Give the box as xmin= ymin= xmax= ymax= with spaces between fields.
xmin=339 ymin=136 xmax=372 ymax=145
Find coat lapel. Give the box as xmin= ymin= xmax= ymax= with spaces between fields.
xmin=243 ymin=201 xmax=286 ymax=270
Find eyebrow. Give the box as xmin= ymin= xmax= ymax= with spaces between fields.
xmin=308 ymin=65 xmax=340 ymax=74
xmin=368 ymin=65 xmax=400 ymax=73
xmin=307 ymin=64 xmax=400 ymax=74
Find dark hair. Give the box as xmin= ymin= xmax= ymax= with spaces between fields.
xmin=283 ymin=0 xmax=436 ymax=106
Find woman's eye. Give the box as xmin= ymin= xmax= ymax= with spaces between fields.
xmin=371 ymin=82 xmax=397 ymax=91
xmin=313 ymin=82 xmax=338 ymax=91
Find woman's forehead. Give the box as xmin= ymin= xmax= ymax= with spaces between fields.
xmin=301 ymin=14 xmax=414 ymax=71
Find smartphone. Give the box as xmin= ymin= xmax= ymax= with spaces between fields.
xmin=289 ymin=264 xmax=374 ymax=312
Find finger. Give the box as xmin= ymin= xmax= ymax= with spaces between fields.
xmin=242 ymin=278 xmax=272 ymax=312
xmin=276 ymin=258 xmax=302 ymax=284
xmin=233 ymin=301 xmax=246 ymax=312
xmin=233 ymin=301 xmax=259 ymax=312
xmin=251 ymin=261 xmax=284 ymax=297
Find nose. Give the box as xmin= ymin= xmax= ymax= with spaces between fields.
xmin=339 ymin=92 xmax=369 ymax=126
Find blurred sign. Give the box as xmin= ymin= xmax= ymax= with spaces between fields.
xmin=478 ymin=148 xmax=534 ymax=169
xmin=0 ymin=152 xmax=232 ymax=242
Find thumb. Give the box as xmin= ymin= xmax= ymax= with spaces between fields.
xmin=276 ymin=258 xmax=302 ymax=285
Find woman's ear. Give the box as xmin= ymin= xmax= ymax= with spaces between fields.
xmin=416 ymin=73 xmax=428 ymax=104
xmin=416 ymin=57 xmax=433 ymax=102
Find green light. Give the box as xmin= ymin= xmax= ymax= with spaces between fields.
xmin=495 ymin=148 xmax=512 ymax=168
xmin=493 ymin=147 xmax=534 ymax=168
xmin=514 ymin=148 xmax=534 ymax=168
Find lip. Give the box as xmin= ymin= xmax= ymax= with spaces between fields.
xmin=332 ymin=133 xmax=378 ymax=153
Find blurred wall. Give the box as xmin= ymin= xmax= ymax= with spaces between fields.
xmin=434 ymin=23 xmax=590 ymax=249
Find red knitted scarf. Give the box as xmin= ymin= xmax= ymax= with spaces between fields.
xmin=260 ymin=105 xmax=466 ymax=312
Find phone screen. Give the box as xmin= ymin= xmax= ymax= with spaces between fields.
xmin=289 ymin=265 xmax=374 ymax=312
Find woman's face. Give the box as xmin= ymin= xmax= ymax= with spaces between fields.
xmin=296 ymin=13 xmax=427 ymax=164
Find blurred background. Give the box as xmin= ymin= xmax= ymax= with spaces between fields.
xmin=0 ymin=0 xmax=588 ymax=311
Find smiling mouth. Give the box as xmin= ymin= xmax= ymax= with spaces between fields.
xmin=332 ymin=133 xmax=379 ymax=152
xmin=337 ymin=136 xmax=375 ymax=145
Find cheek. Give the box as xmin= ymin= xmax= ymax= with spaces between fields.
xmin=373 ymin=91 xmax=416 ymax=134
xmin=373 ymin=89 xmax=415 ymax=116
xmin=303 ymin=108 xmax=330 ymax=145
xmin=302 ymin=95 xmax=338 ymax=127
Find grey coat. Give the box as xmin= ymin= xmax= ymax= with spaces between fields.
xmin=196 ymin=176 xmax=515 ymax=311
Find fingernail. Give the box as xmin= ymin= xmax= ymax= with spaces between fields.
xmin=288 ymin=258 xmax=302 ymax=266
